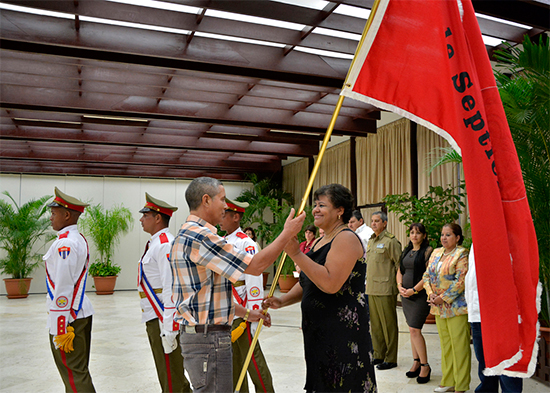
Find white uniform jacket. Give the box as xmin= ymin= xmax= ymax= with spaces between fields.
xmin=138 ymin=228 xmax=178 ymax=332
xmin=356 ymin=223 xmax=375 ymax=257
xmin=226 ymin=227 xmax=264 ymax=335
xmin=44 ymin=224 xmax=94 ymax=335
xmin=464 ymin=246 xmax=481 ymax=323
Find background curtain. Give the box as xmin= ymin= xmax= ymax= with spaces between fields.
xmin=416 ymin=125 xmax=459 ymax=196
xmin=282 ymin=157 xmax=309 ymax=209
xmin=312 ymin=139 xmax=351 ymax=192
xmin=355 ymin=118 xmax=411 ymax=245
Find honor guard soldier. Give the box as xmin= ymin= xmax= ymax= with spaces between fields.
xmin=220 ymin=198 xmax=274 ymax=393
xmin=44 ymin=187 xmax=95 ymax=392
xmin=138 ymin=193 xmax=191 ymax=393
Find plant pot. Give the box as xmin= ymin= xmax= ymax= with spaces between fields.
xmin=263 ymin=272 xmax=270 ymax=290
xmin=278 ymin=275 xmax=298 ymax=293
xmin=533 ymin=326 xmax=550 ymax=386
xmin=92 ymin=276 xmax=117 ymax=295
xmin=4 ymin=278 xmax=32 ymax=299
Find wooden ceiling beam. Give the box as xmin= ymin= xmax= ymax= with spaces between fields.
xmin=0 ymin=147 xmax=282 ymax=173
xmin=0 ymin=159 xmax=248 ymax=180
xmin=0 ymin=126 xmax=317 ymax=157
xmin=0 ymin=101 xmax=377 ymax=137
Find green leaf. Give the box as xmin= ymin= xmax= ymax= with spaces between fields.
xmin=0 ymin=192 xmax=54 ymax=278
xmin=80 ymin=203 xmax=133 ymax=276
xmin=382 ymin=183 xmax=468 ymax=249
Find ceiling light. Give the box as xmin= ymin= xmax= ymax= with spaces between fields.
xmin=475 ymin=12 xmax=532 ymax=30
xmin=270 ymin=0 xmax=329 ymax=11
xmin=294 ymin=46 xmax=353 ymax=59
xmin=0 ymin=2 xmax=73 ymax=19
xmin=206 ymin=9 xmax=304 ymax=30
xmin=107 ymin=0 xmax=200 ymax=14
xmin=13 ymin=118 xmax=81 ymax=125
xmin=482 ymin=35 xmax=506 ymax=47
xmin=79 ymin=15 xmax=190 ymax=35
xmin=314 ymin=27 xmax=361 ymax=41
xmin=83 ymin=115 xmax=149 ymax=123
xmin=270 ymin=129 xmax=318 ymax=136
xmin=333 ymin=4 xmax=371 ymax=20
xmin=195 ymin=32 xmax=285 ymax=48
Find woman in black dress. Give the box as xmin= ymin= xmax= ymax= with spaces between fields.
xmin=263 ymin=184 xmax=377 ymax=393
xmin=396 ymin=223 xmax=433 ymax=383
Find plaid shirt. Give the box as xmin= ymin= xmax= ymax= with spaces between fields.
xmin=170 ymin=215 xmax=252 ymax=326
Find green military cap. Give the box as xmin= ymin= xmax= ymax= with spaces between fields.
xmin=225 ymin=198 xmax=248 ymax=213
xmin=47 ymin=187 xmax=89 ymax=213
xmin=139 ymin=192 xmax=178 ymax=217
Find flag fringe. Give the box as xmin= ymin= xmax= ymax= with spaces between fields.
xmin=484 ymin=281 xmax=542 ymax=378
xmin=483 ymin=349 xmax=522 ymax=377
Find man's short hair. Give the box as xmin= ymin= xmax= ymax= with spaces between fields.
xmin=185 ymin=177 xmax=223 ymax=211
xmin=151 ymin=211 xmax=171 ymax=227
xmin=225 ymin=209 xmax=243 ymax=221
xmin=372 ymin=211 xmax=388 ymax=222
xmin=351 ymin=210 xmax=363 ymax=222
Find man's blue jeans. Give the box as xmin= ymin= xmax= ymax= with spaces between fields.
xmin=180 ymin=326 xmax=233 ymax=392
xmin=471 ymin=322 xmax=523 ymax=393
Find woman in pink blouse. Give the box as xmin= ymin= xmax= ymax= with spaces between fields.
xmin=299 ymin=225 xmax=317 ymax=254
xmin=423 ymin=223 xmax=470 ymax=393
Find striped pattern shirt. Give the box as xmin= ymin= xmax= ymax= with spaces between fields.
xmin=170 ymin=215 xmax=252 ymax=326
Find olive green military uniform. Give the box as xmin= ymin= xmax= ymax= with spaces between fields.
xmin=365 ymin=229 xmax=402 ymax=364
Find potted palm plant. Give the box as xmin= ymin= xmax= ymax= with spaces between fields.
xmin=0 ymin=191 xmax=53 ymax=298
xmin=80 ymin=203 xmax=133 ymax=295
xmin=494 ymin=36 xmax=549 ymax=385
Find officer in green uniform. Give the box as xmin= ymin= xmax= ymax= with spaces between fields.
xmin=365 ymin=211 xmax=402 ymax=370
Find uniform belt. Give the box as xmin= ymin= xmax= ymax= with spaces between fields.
xmin=233 ymin=280 xmax=245 ymax=287
xmin=184 ymin=324 xmax=231 ymax=334
xmin=139 ymin=288 xmax=162 ymax=298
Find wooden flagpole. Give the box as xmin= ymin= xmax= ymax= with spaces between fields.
xmin=235 ymin=1 xmax=381 ymax=391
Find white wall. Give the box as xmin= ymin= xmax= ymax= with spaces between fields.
xmin=0 ymin=174 xmax=251 ymax=295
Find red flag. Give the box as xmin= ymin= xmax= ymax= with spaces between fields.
xmin=342 ymin=0 xmax=539 ymax=376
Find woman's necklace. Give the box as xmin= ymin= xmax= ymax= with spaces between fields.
xmin=323 ymin=223 xmax=347 ymax=242
xmin=410 ymin=247 xmax=421 ymax=256
xmin=443 ymin=247 xmax=457 ymax=256
xmin=316 ymin=223 xmax=347 ymax=248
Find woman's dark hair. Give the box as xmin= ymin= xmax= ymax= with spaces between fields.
xmin=313 ymin=184 xmax=354 ymax=224
xmin=443 ymin=223 xmax=464 ymax=245
xmin=409 ymin=222 xmax=427 ymax=237
xmin=304 ymin=224 xmax=317 ymax=236
xmin=243 ymin=227 xmax=257 ymax=242
xmin=399 ymin=223 xmax=431 ymax=282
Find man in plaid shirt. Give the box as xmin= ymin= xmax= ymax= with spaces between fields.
xmin=170 ymin=177 xmax=305 ymax=392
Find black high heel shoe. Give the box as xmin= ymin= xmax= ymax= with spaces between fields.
xmin=416 ymin=363 xmax=431 ymax=384
xmin=405 ymin=358 xmax=421 ymax=378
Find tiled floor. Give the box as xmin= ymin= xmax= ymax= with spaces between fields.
xmin=0 ymin=290 xmax=547 ymax=392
